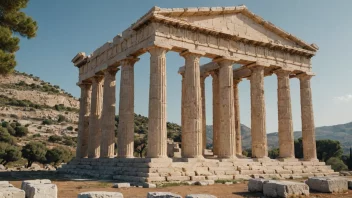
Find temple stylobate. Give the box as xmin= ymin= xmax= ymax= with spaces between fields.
xmin=62 ymin=5 xmax=335 ymax=182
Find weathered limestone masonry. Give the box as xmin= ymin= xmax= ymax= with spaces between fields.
xmin=61 ymin=5 xmax=335 ymax=182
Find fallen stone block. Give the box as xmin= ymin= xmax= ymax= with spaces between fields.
xmin=142 ymin=183 xmax=156 ymax=188
xmin=263 ymin=181 xmax=309 ymax=198
xmin=147 ymin=192 xmax=182 ymax=198
xmin=0 ymin=187 xmax=25 ymax=198
xmin=77 ymin=191 xmax=124 ymax=198
xmin=194 ymin=180 xmax=214 ymax=186
xmin=113 ymin=183 xmax=130 ymax=188
xmin=21 ymin=179 xmax=51 ymax=192
xmin=349 ymin=180 xmax=352 ymax=189
xmin=306 ymin=177 xmax=348 ymax=193
xmin=185 ymin=194 xmax=217 ymax=198
xmin=248 ymin=178 xmax=268 ymax=192
xmin=26 ymin=183 xmax=57 ymax=198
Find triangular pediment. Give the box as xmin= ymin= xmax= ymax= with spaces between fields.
xmin=151 ymin=6 xmax=318 ymax=52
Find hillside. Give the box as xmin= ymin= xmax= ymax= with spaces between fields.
xmin=206 ymin=122 xmax=352 ymax=154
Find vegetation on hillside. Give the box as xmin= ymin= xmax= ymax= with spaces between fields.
xmin=0 ymin=0 xmax=38 ymax=74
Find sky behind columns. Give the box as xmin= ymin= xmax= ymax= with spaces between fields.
xmin=16 ymin=0 xmax=352 ymax=133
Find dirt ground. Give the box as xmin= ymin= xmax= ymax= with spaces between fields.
xmin=10 ymin=180 xmax=352 ymax=198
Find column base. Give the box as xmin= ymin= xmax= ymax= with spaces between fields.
xmin=252 ymin=156 xmax=271 ymax=162
xmin=302 ymin=158 xmax=319 ymax=162
xmin=277 ymin=157 xmax=299 ymax=162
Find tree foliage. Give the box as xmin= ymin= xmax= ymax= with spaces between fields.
xmin=0 ymin=126 xmax=16 ymax=144
xmin=134 ymin=135 xmax=147 ymax=157
xmin=0 ymin=0 xmax=38 ymax=74
xmin=45 ymin=146 xmax=72 ymax=165
xmin=326 ymin=157 xmax=348 ymax=172
xmin=268 ymin=148 xmax=279 ymax=159
xmin=21 ymin=141 xmax=47 ymax=167
xmin=316 ymin=139 xmax=343 ymax=162
xmin=0 ymin=142 xmax=21 ymax=165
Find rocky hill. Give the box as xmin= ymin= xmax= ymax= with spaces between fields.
xmin=206 ymin=122 xmax=352 ymax=154
xmin=0 ymin=71 xmax=79 ymax=148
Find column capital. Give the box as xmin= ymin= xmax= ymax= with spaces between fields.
xmin=120 ymin=56 xmax=140 ymax=66
xmin=213 ymin=57 xmax=235 ymax=67
xmin=209 ymin=69 xmax=219 ymax=77
xmin=233 ymin=78 xmax=242 ymax=85
xmin=273 ymin=69 xmax=292 ymax=77
xmin=148 ymin=46 xmax=168 ymax=57
xmin=92 ymin=75 xmax=104 ymax=83
xmin=104 ymin=67 xmax=119 ymax=76
xmin=296 ymin=73 xmax=314 ymax=81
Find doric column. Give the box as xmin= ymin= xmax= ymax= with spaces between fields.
xmin=217 ymin=59 xmax=236 ymax=159
xmin=233 ymin=79 xmax=242 ymax=156
xmin=88 ymin=75 xmax=104 ymax=158
xmin=298 ymin=74 xmax=317 ymax=161
xmin=100 ymin=68 xmax=119 ymax=158
xmin=181 ymin=51 xmax=203 ymax=158
xmin=181 ymin=73 xmax=185 ymax=157
xmin=211 ymin=70 xmax=220 ymax=156
xmin=76 ymin=83 xmax=92 ymax=158
xmin=275 ymin=70 xmax=294 ymax=159
xmin=117 ymin=58 xmax=138 ymax=158
xmin=249 ymin=65 xmax=268 ymax=158
xmin=200 ymin=76 xmax=207 ymax=154
xmin=147 ymin=47 xmax=168 ymax=158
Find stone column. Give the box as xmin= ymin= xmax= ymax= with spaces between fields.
xmin=298 ymin=74 xmax=317 ymax=161
xmin=200 ymin=76 xmax=207 ymax=154
xmin=181 ymin=73 xmax=185 ymax=157
xmin=217 ymin=59 xmax=236 ymax=159
xmin=211 ymin=71 xmax=220 ymax=156
xmin=233 ymin=79 xmax=242 ymax=156
xmin=181 ymin=51 xmax=203 ymax=158
xmin=275 ymin=70 xmax=294 ymax=159
xmin=88 ymin=76 xmax=104 ymax=158
xmin=76 ymin=83 xmax=92 ymax=158
xmin=147 ymin=47 xmax=168 ymax=158
xmin=249 ymin=65 xmax=268 ymax=158
xmin=117 ymin=58 xmax=138 ymax=158
xmin=100 ymin=68 xmax=119 ymax=158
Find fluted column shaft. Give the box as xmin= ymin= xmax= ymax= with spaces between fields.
xmin=201 ymin=76 xmax=206 ymax=154
xmin=117 ymin=58 xmax=137 ymax=158
xmin=249 ymin=66 xmax=268 ymax=158
xmin=233 ymin=79 xmax=242 ymax=156
xmin=88 ymin=76 xmax=104 ymax=158
xmin=76 ymin=83 xmax=92 ymax=158
xmin=299 ymin=74 xmax=317 ymax=161
xmin=276 ymin=70 xmax=294 ymax=159
xmin=181 ymin=74 xmax=185 ymax=157
xmin=181 ymin=51 xmax=203 ymax=158
xmin=147 ymin=47 xmax=167 ymax=158
xmin=218 ymin=60 xmax=236 ymax=158
xmin=211 ymin=71 xmax=220 ymax=156
xmin=100 ymin=68 xmax=119 ymax=158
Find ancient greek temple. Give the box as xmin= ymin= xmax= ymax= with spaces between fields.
xmin=61 ymin=6 xmax=336 ymax=182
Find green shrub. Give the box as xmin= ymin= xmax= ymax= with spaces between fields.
xmin=22 ymin=142 xmax=47 ymax=167
xmin=37 ymin=126 xmax=42 ymax=129
xmin=32 ymin=133 xmax=41 ymax=138
xmin=57 ymin=115 xmax=66 ymax=123
xmin=63 ymin=138 xmax=75 ymax=146
xmin=45 ymin=146 xmax=73 ymax=165
xmin=0 ymin=127 xmax=16 ymax=145
xmin=1 ymin=122 xmax=8 ymax=128
xmin=66 ymin=126 xmax=73 ymax=131
xmin=42 ymin=119 xmax=53 ymax=125
xmin=48 ymin=135 xmax=62 ymax=143
xmin=14 ymin=126 xmax=28 ymax=137
xmin=326 ymin=157 xmax=348 ymax=172
xmin=6 ymin=126 xmax=15 ymax=136
xmin=0 ymin=143 xmax=22 ymax=165
xmin=25 ymin=124 xmax=30 ymax=127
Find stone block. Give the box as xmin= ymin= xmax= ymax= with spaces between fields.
xmin=248 ymin=178 xmax=268 ymax=192
xmin=77 ymin=191 xmax=124 ymax=198
xmin=240 ymin=170 xmax=263 ymax=175
xmin=146 ymin=177 xmax=166 ymax=182
xmin=206 ymin=175 xmax=218 ymax=180
xmin=225 ymin=170 xmax=239 ymax=175
xmin=21 ymin=180 xmax=51 ymax=192
xmin=0 ymin=187 xmax=25 ymax=198
xmin=112 ymin=183 xmax=130 ymax=188
xmin=306 ymin=177 xmax=348 ymax=193
xmin=263 ymin=170 xmax=276 ymax=174
xmin=26 ymin=183 xmax=57 ymax=198
xmin=275 ymin=170 xmax=292 ymax=174
xmin=143 ymin=183 xmax=156 ymax=188
xmin=234 ymin=175 xmax=252 ymax=180
xmin=185 ymin=194 xmax=217 ymax=198
xmin=166 ymin=176 xmax=190 ymax=181
xmin=185 ymin=171 xmax=196 ymax=176
xmin=191 ymin=176 xmax=206 ymax=181
xmin=195 ymin=170 xmax=212 ymax=176
xmin=217 ymin=175 xmax=233 ymax=180
xmin=263 ymin=181 xmax=309 ymax=198
xmin=147 ymin=192 xmax=182 ymax=198
xmin=224 ymin=182 xmax=233 ymax=185
xmin=348 ymin=180 xmax=352 ymax=189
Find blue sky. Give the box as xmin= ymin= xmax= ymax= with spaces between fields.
xmin=16 ymin=0 xmax=352 ymax=133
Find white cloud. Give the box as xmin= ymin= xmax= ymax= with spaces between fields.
xmin=334 ymin=94 xmax=352 ymax=102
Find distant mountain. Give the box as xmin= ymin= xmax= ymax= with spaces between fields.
xmin=206 ymin=122 xmax=352 ymax=154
